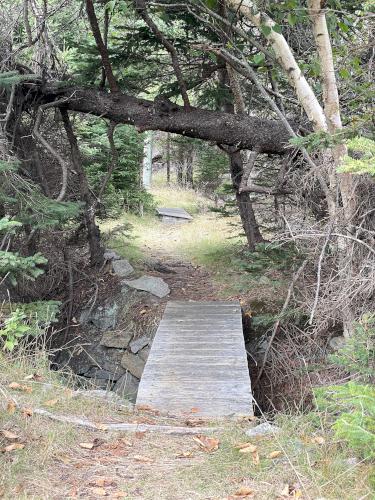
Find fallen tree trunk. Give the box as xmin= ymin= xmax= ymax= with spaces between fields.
xmin=30 ymin=85 xmax=295 ymax=155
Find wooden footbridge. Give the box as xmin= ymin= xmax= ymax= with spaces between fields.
xmin=136 ymin=301 xmax=253 ymax=417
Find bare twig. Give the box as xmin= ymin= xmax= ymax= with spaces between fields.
xmin=254 ymin=259 xmax=308 ymax=388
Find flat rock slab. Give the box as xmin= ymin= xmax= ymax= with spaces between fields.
xmin=112 ymin=259 xmax=134 ymax=278
xmin=100 ymin=329 xmax=133 ymax=349
xmin=129 ymin=335 xmax=150 ymax=354
xmin=156 ymin=207 xmax=193 ymax=220
xmin=136 ymin=300 xmax=253 ymax=417
xmin=123 ymin=276 xmax=170 ymax=298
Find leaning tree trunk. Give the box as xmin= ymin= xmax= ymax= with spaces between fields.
xmin=60 ymin=109 xmax=104 ymax=267
xmin=229 ymin=151 xmax=264 ymax=250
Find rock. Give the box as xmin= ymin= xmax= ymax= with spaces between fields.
xmin=100 ymin=329 xmax=133 ymax=349
xmin=104 ymin=249 xmax=121 ymax=261
xmin=58 ymin=341 xmax=125 ymax=378
xmin=121 ymin=352 xmax=145 ymax=379
xmin=329 ymin=336 xmax=346 ymax=351
xmin=113 ymin=372 xmax=139 ymax=402
xmin=123 ymin=275 xmax=170 ymax=298
xmin=112 ymin=259 xmax=134 ymax=278
xmin=245 ymin=422 xmax=280 ymax=438
xmin=84 ymin=367 xmax=123 ymax=381
xmin=129 ymin=335 xmax=149 ymax=354
xmin=138 ymin=346 xmax=150 ymax=362
xmin=79 ymin=302 xmax=119 ymax=330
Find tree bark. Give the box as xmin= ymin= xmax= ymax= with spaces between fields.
xmin=34 ymin=85 xmax=293 ymax=155
xmin=229 ymin=151 xmax=263 ymax=250
xmin=226 ymin=0 xmax=327 ymax=131
xmin=60 ymin=109 xmax=104 ymax=267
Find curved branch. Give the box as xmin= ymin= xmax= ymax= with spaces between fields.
xmin=85 ymin=0 xmax=119 ymax=93
xmin=32 ymin=99 xmax=70 ymax=202
xmin=135 ymin=0 xmax=190 ymax=108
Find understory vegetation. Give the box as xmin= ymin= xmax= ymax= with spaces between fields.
xmin=1 ymin=0 xmax=374 ymax=497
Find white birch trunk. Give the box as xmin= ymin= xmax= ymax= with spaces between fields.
xmin=226 ymin=0 xmax=328 ymax=131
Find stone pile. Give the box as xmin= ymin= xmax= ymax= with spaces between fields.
xmin=58 ymin=249 xmax=169 ymax=402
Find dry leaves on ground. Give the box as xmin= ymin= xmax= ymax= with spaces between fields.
xmin=1 ymin=430 xmax=19 ymax=440
xmin=268 ymin=450 xmax=283 ymax=459
xmin=1 ymin=443 xmax=25 ymax=452
xmin=44 ymin=399 xmax=58 ymax=407
xmin=278 ymin=483 xmax=303 ymax=498
xmin=8 ymin=382 xmax=32 ymax=393
xmin=21 ymin=407 xmax=33 ymax=417
xmin=79 ymin=438 xmax=103 ymax=450
xmin=6 ymin=401 xmax=16 ymax=414
xmin=235 ymin=442 xmax=257 ymax=454
xmin=311 ymin=436 xmax=325 ymax=445
xmin=176 ymin=450 xmax=194 ymax=458
xmin=193 ymin=434 xmax=220 ymax=452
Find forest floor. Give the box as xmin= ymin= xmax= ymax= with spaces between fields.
xmin=0 ymin=182 xmax=373 ymax=499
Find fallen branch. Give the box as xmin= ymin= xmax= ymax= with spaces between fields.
xmin=33 ymin=408 xmax=221 ymax=435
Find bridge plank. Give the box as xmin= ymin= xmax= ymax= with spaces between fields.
xmin=136 ymin=301 xmax=253 ymax=417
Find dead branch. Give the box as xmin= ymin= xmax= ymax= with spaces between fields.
xmin=254 ymin=259 xmax=308 ymax=388
xmin=33 ymin=408 xmax=221 ymax=434
xmin=32 ymin=98 xmax=71 ymax=201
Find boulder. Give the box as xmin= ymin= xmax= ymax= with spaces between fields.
xmin=121 ymin=352 xmax=145 ymax=379
xmin=329 ymin=336 xmax=346 ymax=351
xmin=129 ymin=335 xmax=149 ymax=354
xmin=112 ymin=259 xmax=134 ymax=278
xmin=104 ymin=249 xmax=121 ymax=261
xmin=123 ymin=275 xmax=170 ymax=298
xmin=100 ymin=329 xmax=133 ymax=349
xmin=79 ymin=302 xmax=119 ymax=331
xmin=245 ymin=422 xmax=280 ymax=438
xmin=113 ymin=372 xmax=139 ymax=402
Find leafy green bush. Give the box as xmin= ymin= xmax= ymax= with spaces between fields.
xmin=314 ymin=315 xmax=375 ymax=459
xmin=0 ymin=301 xmax=60 ymax=351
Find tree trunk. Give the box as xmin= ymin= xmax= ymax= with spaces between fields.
xmin=229 ymin=151 xmax=264 ymax=250
xmin=60 ymin=109 xmax=104 ymax=267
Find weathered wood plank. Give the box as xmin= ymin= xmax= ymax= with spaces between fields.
xmin=156 ymin=207 xmax=193 ymax=220
xmin=136 ymin=300 xmax=253 ymax=417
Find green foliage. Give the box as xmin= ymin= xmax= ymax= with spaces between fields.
xmin=77 ymin=119 xmax=152 ymax=215
xmin=0 ymin=301 xmax=60 ymax=351
xmin=315 ymin=383 xmax=375 ymax=459
xmin=338 ymin=137 xmax=375 ymax=176
xmin=240 ymin=243 xmax=300 ymax=274
xmin=195 ymin=143 xmax=228 ymax=192
xmin=330 ymin=313 xmax=375 ymax=379
xmin=0 ymin=250 xmax=47 ymax=286
xmin=0 ymin=309 xmax=30 ymax=351
xmin=0 ymin=71 xmax=37 ymax=88
xmin=289 ymin=130 xmax=344 ymax=152
xmin=314 ymin=315 xmax=375 ymax=459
